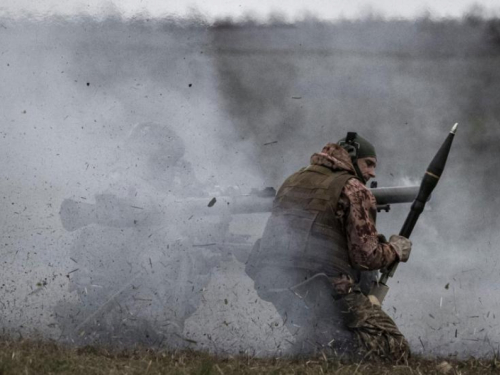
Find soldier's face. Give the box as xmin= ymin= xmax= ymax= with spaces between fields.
xmin=358 ymin=157 xmax=377 ymax=182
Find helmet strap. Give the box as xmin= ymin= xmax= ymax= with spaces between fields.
xmin=343 ymin=132 xmax=366 ymax=184
xmin=352 ymin=159 xmax=366 ymax=185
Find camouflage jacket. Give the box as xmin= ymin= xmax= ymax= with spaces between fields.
xmin=310 ymin=144 xmax=398 ymax=292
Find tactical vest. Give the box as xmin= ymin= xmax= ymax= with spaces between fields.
xmin=252 ymin=165 xmax=360 ymax=283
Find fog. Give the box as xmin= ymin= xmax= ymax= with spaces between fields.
xmin=1 ymin=15 xmax=500 ymax=357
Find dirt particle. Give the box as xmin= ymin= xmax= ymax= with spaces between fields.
xmin=207 ymin=197 xmax=216 ymax=207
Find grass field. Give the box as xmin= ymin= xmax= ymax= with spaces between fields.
xmin=1 ymin=339 xmax=499 ymax=375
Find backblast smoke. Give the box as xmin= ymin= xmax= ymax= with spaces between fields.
xmin=1 ymin=14 xmax=500 ymax=357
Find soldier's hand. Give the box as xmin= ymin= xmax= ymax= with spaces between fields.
xmin=377 ymin=234 xmax=388 ymax=243
xmin=389 ymin=235 xmax=412 ymax=262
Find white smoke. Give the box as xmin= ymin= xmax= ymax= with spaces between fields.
xmin=1 ymin=15 xmax=500 ymax=357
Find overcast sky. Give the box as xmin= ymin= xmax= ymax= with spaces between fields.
xmin=1 ymin=0 xmax=499 ymax=21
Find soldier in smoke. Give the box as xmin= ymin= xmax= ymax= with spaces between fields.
xmin=57 ymin=122 xmax=220 ymax=346
xmin=246 ymin=133 xmax=412 ymax=361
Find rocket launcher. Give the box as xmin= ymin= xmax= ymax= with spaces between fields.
xmin=370 ymin=123 xmax=458 ymax=304
xmin=59 ymin=185 xmax=423 ymax=232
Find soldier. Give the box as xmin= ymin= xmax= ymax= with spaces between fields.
xmin=246 ymin=133 xmax=412 ymax=361
xmin=56 ymin=122 xmax=220 ymax=347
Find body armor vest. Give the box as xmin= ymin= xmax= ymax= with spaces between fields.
xmin=250 ymin=165 xmax=360 ymax=284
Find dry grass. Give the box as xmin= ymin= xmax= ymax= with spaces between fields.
xmin=1 ymin=339 xmax=500 ymax=375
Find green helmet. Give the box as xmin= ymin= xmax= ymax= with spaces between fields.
xmin=337 ymin=132 xmax=376 ymax=184
xmin=337 ymin=132 xmax=377 ymax=160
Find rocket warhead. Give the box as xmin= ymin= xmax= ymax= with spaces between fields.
xmin=427 ymin=123 xmax=458 ymax=179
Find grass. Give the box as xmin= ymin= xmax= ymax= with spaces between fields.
xmin=1 ymin=339 xmax=500 ymax=375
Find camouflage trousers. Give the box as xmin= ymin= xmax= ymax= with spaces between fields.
xmin=252 ymin=269 xmax=409 ymax=360
xmin=343 ymin=291 xmax=410 ymax=363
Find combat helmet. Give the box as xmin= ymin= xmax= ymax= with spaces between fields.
xmin=338 ymin=132 xmax=376 ymax=184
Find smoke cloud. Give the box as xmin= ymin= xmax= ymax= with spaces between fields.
xmin=1 ymin=14 xmax=500 ymax=357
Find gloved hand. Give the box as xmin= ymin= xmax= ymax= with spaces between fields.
xmin=389 ymin=235 xmax=412 ymax=262
xmin=377 ymin=234 xmax=388 ymax=243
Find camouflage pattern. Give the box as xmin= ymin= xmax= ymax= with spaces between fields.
xmin=343 ymin=292 xmax=410 ymax=363
xmin=337 ymin=179 xmax=398 ymax=269
xmin=309 ymin=143 xmax=356 ymax=174
xmin=388 ymin=234 xmax=412 ymax=263
xmin=310 ymin=144 xmax=398 ymax=293
xmin=310 ymin=143 xmax=409 ymax=361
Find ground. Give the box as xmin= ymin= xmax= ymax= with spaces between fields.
xmin=1 ymin=339 xmax=499 ymax=375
